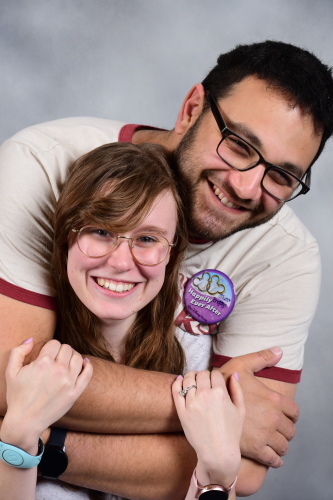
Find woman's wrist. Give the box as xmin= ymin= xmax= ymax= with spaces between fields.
xmin=196 ymin=457 xmax=239 ymax=491
xmin=1 ymin=415 xmax=40 ymax=455
xmin=193 ymin=467 xmax=237 ymax=500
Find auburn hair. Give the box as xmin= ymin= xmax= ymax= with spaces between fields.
xmin=52 ymin=142 xmax=187 ymax=374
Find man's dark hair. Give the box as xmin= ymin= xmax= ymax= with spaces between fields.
xmin=202 ymin=40 xmax=333 ymax=163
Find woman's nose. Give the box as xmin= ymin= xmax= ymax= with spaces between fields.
xmin=106 ymin=239 xmax=135 ymax=272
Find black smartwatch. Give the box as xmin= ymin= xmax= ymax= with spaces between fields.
xmin=38 ymin=427 xmax=68 ymax=479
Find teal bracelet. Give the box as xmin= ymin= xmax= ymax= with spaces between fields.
xmin=0 ymin=438 xmax=44 ymax=468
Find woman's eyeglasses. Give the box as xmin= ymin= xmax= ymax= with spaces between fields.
xmin=72 ymin=226 xmax=175 ymax=266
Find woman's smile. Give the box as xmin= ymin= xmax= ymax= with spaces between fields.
xmin=95 ymin=277 xmax=136 ymax=293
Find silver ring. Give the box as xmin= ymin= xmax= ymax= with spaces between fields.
xmin=180 ymin=385 xmax=197 ymax=397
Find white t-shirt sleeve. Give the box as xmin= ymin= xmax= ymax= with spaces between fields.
xmin=0 ymin=118 xmax=125 ymax=301
xmin=0 ymin=138 xmax=58 ymax=297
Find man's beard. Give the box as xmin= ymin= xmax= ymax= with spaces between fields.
xmin=173 ymin=115 xmax=282 ymax=241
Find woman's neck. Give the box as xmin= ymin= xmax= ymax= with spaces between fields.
xmin=99 ymin=315 xmax=136 ymax=364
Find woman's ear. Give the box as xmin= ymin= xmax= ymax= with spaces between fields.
xmin=174 ymin=84 xmax=205 ymax=137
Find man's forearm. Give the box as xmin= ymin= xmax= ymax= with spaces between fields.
xmin=0 ymin=418 xmax=266 ymax=500
xmin=57 ymin=430 xmax=266 ymax=499
xmin=61 ymin=431 xmax=196 ymax=500
xmin=58 ymin=357 xmax=182 ymax=434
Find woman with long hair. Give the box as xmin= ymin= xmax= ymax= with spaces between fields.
xmin=0 ymin=142 xmax=244 ymax=500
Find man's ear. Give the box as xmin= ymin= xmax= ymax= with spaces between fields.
xmin=174 ymin=84 xmax=205 ymax=136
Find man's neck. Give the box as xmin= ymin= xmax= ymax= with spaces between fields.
xmin=132 ymin=127 xmax=177 ymax=152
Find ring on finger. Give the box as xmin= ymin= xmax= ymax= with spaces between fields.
xmin=180 ymin=385 xmax=197 ymax=397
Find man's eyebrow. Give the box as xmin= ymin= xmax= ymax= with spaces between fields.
xmin=227 ymin=119 xmax=263 ymax=149
xmin=226 ymin=120 xmax=306 ymax=178
xmin=277 ymin=162 xmax=305 ymax=179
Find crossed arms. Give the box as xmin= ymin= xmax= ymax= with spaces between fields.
xmin=0 ymin=293 xmax=298 ymax=499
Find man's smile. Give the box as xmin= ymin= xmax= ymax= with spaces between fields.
xmin=212 ymin=183 xmax=242 ymax=210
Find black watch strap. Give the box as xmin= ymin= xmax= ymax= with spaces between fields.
xmin=39 ymin=426 xmax=68 ymax=479
xmin=47 ymin=427 xmax=67 ymax=448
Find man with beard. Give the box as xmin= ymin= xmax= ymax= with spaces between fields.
xmin=0 ymin=41 xmax=332 ymax=498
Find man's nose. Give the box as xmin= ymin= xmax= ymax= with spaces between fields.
xmin=106 ymin=239 xmax=135 ymax=272
xmin=228 ymin=164 xmax=266 ymax=201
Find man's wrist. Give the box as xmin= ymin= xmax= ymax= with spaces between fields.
xmin=37 ymin=428 xmax=51 ymax=475
xmin=38 ymin=427 xmax=68 ymax=479
xmin=40 ymin=427 xmax=51 ymax=446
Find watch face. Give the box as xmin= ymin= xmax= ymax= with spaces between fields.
xmin=199 ymin=491 xmax=229 ymax=499
xmin=2 ymin=449 xmax=24 ymax=467
xmin=38 ymin=448 xmax=68 ymax=479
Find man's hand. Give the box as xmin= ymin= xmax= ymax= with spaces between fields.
xmin=219 ymin=348 xmax=299 ymax=468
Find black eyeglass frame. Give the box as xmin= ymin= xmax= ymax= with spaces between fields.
xmin=205 ymin=91 xmax=311 ymax=202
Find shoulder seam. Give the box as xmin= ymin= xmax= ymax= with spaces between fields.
xmin=6 ymin=138 xmax=63 ymax=155
xmin=267 ymin=216 xmax=317 ymax=244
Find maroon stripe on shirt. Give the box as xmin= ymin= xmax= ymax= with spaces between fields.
xmin=0 ymin=278 xmax=57 ymax=311
xmin=212 ymin=353 xmax=301 ymax=383
xmin=118 ymin=124 xmax=143 ymax=142
xmin=188 ymin=237 xmax=211 ymax=244
xmin=118 ymin=123 xmax=165 ymax=143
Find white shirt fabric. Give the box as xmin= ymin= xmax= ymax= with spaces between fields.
xmin=175 ymin=203 xmax=320 ymax=373
xmin=36 ymin=480 xmax=118 ymax=500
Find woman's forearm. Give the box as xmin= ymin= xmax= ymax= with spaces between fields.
xmin=0 ymin=418 xmax=39 ymax=500
xmin=0 ymin=460 xmax=37 ymax=500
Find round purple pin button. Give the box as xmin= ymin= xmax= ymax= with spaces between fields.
xmin=184 ymin=269 xmax=236 ymax=324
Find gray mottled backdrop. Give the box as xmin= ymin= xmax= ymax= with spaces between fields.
xmin=1 ymin=1 xmax=332 ymax=498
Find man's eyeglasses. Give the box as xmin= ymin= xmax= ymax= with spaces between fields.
xmin=206 ymin=91 xmax=311 ymax=202
xmin=72 ymin=226 xmax=175 ymax=266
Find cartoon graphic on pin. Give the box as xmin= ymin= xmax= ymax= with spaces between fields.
xmin=184 ymin=269 xmax=236 ymax=324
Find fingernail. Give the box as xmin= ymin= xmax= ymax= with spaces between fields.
xmin=23 ymin=338 xmax=33 ymax=344
xmin=85 ymin=358 xmax=90 ymax=362
xmin=176 ymin=375 xmax=183 ymax=379
xmin=234 ymin=372 xmax=239 ymax=381
xmin=269 ymin=347 xmax=282 ymax=355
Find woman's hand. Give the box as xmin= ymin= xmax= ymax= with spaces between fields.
xmin=1 ymin=338 xmax=93 ymax=454
xmin=172 ymin=370 xmax=245 ymax=490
